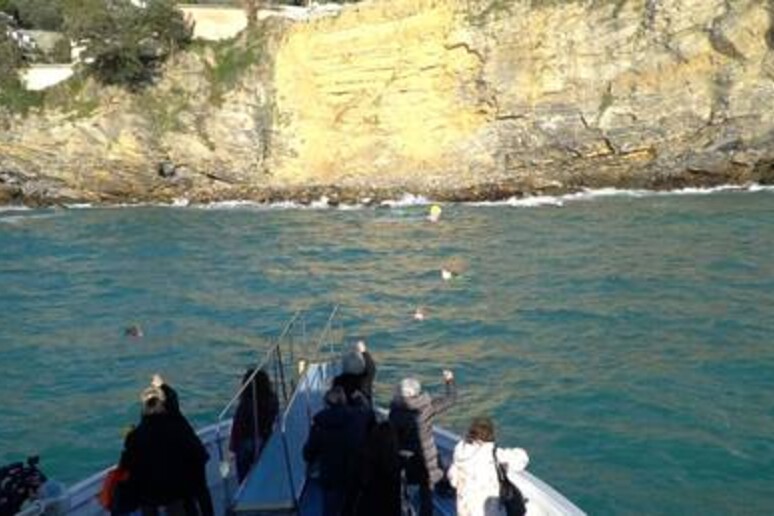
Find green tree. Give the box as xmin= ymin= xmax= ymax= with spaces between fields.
xmin=0 ymin=21 xmax=43 ymax=114
xmin=140 ymin=0 xmax=193 ymax=51
xmin=0 ymin=0 xmax=17 ymax=17
xmin=13 ymin=0 xmax=64 ymax=31
xmin=62 ymin=0 xmax=191 ymax=88
xmin=61 ymin=0 xmax=114 ymax=40
xmin=0 ymin=20 xmax=22 ymax=77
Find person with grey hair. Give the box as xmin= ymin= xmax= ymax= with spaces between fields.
xmin=333 ymin=340 xmax=377 ymax=405
xmin=116 ymin=379 xmax=213 ymax=516
xmin=388 ymin=370 xmax=456 ymax=516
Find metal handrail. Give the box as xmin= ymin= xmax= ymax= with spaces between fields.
xmin=314 ymin=304 xmax=340 ymax=358
xmin=279 ymin=304 xmax=341 ymax=433
xmin=216 ymin=306 xmax=343 ymax=511
xmin=213 ymin=310 xmax=304 ymax=506
xmin=275 ymin=305 xmax=342 ymax=509
xmin=216 ymin=311 xmax=302 ymax=423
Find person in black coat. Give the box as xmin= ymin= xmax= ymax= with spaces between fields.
xmin=354 ymin=421 xmax=401 ymax=516
xmin=303 ymin=386 xmax=372 ymax=516
xmin=229 ymin=368 xmax=280 ymax=483
xmin=119 ymin=383 xmax=213 ymax=516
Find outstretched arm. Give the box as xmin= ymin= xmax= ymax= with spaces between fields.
xmin=431 ymin=371 xmax=456 ymax=415
xmin=361 ymin=351 xmax=376 ymax=391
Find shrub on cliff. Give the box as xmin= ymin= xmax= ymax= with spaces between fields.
xmin=0 ymin=22 xmax=43 ymax=114
xmin=0 ymin=20 xmax=21 ymax=73
xmin=2 ymin=0 xmax=64 ymax=31
xmin=62 ymin=0 xmax=192 ymax=89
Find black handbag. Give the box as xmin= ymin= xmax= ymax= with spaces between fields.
xmin=492 ymin=445 xmax=527 ymax=516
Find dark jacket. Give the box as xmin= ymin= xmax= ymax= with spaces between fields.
xmin=333 ymin=351 xmax=376 ymax=404
xmin=355 ymin=421 xmax=401 ymax=516
xmin=303 ymin=401 xmax=372 ymax=490
xmin=229 ymin=389 xmax=280 ymax=454
xmin=119 ymin=413 xmax=210 ymax=509
xmin=388 ymin=382 xmax=456 ymax=487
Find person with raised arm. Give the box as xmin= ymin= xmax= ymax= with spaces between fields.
xmin=117 ymin=379 xmax=213 ymax=516
xmin=333 ymin=339 xmax=377 ymax=406
xmin=389 ymin=369 xmax=456 ymax=516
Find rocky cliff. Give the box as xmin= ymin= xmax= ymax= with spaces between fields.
xmin=2 ymin=0 xmax=774 ymax=205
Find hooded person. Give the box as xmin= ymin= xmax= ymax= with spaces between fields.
xmin=447 ymin=417 xmax=529 ymax=516
xmin=303 ymin=386 xmax=372 ymax=516
xmin=118 ymin=383 xmax=213 ymax=516
xmin=333 ymin=340 xmax=377 ymax=405
xmin=388 ymin=371 xmax=456 ymax=516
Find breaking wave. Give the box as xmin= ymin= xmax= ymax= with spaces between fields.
xmin=50 ymin=183 xmax=774 ymax=211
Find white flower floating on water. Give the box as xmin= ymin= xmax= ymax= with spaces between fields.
xmin=441 ymin=269 xmax=456 ymax=281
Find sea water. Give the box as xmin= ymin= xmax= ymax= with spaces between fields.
xmin=1 ymin=189 xmax=773 ymax=515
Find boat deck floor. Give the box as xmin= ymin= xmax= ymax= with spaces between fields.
xmin=298 ymin=477 xmax=456 ymax=516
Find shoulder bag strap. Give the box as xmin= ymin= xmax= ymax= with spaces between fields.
xmin=492 ymin=443 xmax=506 ymax=482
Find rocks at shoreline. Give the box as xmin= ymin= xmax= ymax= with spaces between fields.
xmin=2 ymin=0 xmax=774 ymax=207
xmin=3 ymin=156 xmax=773 ymax=208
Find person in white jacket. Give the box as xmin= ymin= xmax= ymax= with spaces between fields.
xmin=447 ymin=417 xmax=530 ymax=516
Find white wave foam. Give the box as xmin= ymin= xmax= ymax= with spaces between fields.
xmin=568 ymin=183 xmax=774 ymax=200
xmin=746 ymin=184 xmax=774 ymax=193
xmin=199 ymin=195 xmax=414 ymax=210
xmin=0 ymin=213 xmax=58 ymax=224
xmin=193 ymin=200 xmax=262 ymax=210
xmin=0 ymin=205 xmax=30 ymax=213
xmin=309 ymin=195 xmax=331 ymax=209
xmin=380 ymin=193 xmax=430 ymax=207
xmin=467 ymin=183 xmax=774 ymax=208
xmin=30 ymin=182 xmax=774 ymax=212
xmin=336 ymin=203 xmax=365 ymax=211
xmin=471 ymin=195 xmax=564 ymax=208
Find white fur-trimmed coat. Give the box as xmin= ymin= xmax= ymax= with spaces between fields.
xmin=447 ymin=440 xmax=529 ymax=516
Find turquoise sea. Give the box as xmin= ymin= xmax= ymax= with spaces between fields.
xmin=1 ymin=188 xmax=773 ymax=515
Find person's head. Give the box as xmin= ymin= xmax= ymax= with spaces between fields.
xmin=396 ymin=377 xmax=422 ymax=399
xmin=140 ymin=386 xmax=167 ymax=416
xmin=341 ymin=350 xmax=366 ymax=375
xmin=240 ymin=368 xmax=273 ymax=402
xmin=466 ymin=416 xmax=495 ymax=443
xmin=254 ymin=369 xmax=272 ymax=393
xmin=241 ymin=367 xmax=255 ymax=386
xmin=324 ymin=386 xmax=347 ymax=407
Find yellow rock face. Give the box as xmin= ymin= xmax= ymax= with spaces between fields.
xmin=272 ymin=0 xmax=486 ymax=186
